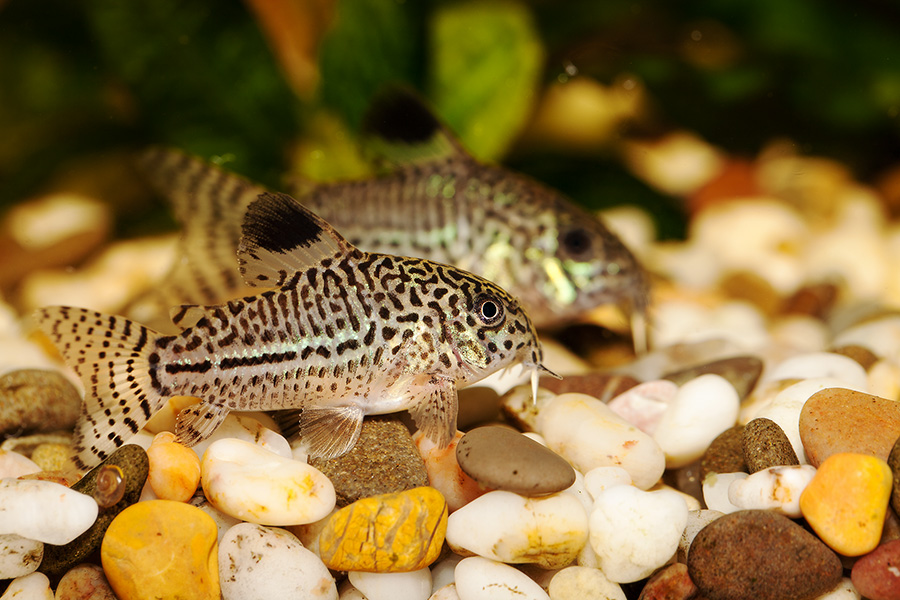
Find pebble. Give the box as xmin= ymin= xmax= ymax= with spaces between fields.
xmin=727 ymin=464 xmax=817 ymax=517
xmin=189 ymin=495 xmax=242 ymax=543
xmin=429 ymin=584 xmax=461 ymax=600
xmin=583 ymin=466 xmax=632 ymax=500
xmin=101 ymin=500 xmax=220 ymax=600
xmin=309 ymin=415 xmax=429 ymax=507
xmin=662 ymin=355 xmax=763 ymax=400
xmin=677 ymin=509 xmax=724 ymax=562
xmin=653 ymin=374 xmax=740 ymax=468
xmin=831 ymin=344 xmax=880 ymax=371
xmin=0 ymin=572 xmax=53 ymax=600
xmin=455 ymin=426 xmax=575 ymax=496
xmin=538 ymin=372 xmax=640 ymax=403
xmin=817 ymin=578 xmax=862 ymax=600
xmin=190 ymin=413 xmax=292 ymax=459
xmin=0 ymin=479 xmax=96 ymax=545
xmin=700 ymin=425 xmax=747 ymax=478
xmin=782 ymin=282 xmax=839 ymax=319
xmin=637 ymin=563 xmax=698 ymax=600
xmin=456 ymin=386 xmax=503 ymax=429
xmin=0 ymin=369 xmax=81 ymax=436
xmin=55 ymin=563 xmax=117 ymax=600
xmin=348 ymin=569 xmax=433 ymax=600
xmin=701 ymin=472 xmax=748 ymax=514
xmin=39 ymin=444 xmax=149 ymax=577
xmin=219 ymin=522 xmax=337 ymax=600
xmin=589 ymin=486 xmax=688 ymax=583
xmin=201 ymin=437 xmax=335 ymax=525
xmin=850 ymin=538 xmax=900 ymax=600
xmin=0 ymin=534 xmax=42 ymax=580
xmin=415 ymin=430 xmax=485 ymax=512
xmin=606 ymin=380 xmax=678 ymax=435
xmin=146 ymin=431 xmax=201 ymax=502
xmin=891 ymin=435 xmax=900 ymax=516
xmin=29 ymin=443 xmax=71 ymax=471
xmin=499 ymin=384 xmax=561 ymax=432
xmin=800 ymin=452 xmax=892 ymax=556
xmin=741 ymin=417 xmax=799 ymax=472
xmin=0 ymin=449 xmax=41 ymax=479
xmin=799 ymin=387 xmax=900 ymax=466
xmin=547 ymin=565 xmax=626 ymax=600
xmin=446 ymin=490 xmax=588 ymax=569
xmin=454 ymin=557 xmax=550 ymax=600
xmin=318 ymin=486 xmax=447 ymax=572
xmin=832 ymin=314 xmax=900 ymax=363
xmin=535 ymin=393 xmax=665 ymax=490
xmin=764 ymin=351 xmax=868 ymax=390
xmin=687 ymin=510 xmax=842 ymax=600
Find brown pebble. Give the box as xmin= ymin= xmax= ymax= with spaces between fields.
xmin=700 ymin=425 xmax=747 ymax=480
xmin=0 ymin=370 xmax=81 ymax=435
xmin=538 ymin=372 xmax=640 ymax=403
xmin=851 ymin=538 xmax=900 ymax=600
xmin=663 ymin=356 xmax=763 ymax=401
xmin=56 ymin=563 xmax=118 ymax=600
xmin=638 ymin=562 xmax=698 ymax=600
xmin=719 ymin=270 xmax=781 ymax=316
xmin=831 ymin=344 xmax=880 ymax=371
xmin=457 ymin=386 xmax=502 ymax=430
xmin=782 ymin=282 xmax=838 ymax=319
xmin=742 ymin=417 xmax=799 ymax=473
xmin=799 ymin=388 xmax=900 ymax=467
xmin=688 ymin=510 xmax=842 ymax=600
xmin=889 ymin=434 xmax=900 ymax=517
xmin=309 ymin=415 xmax=428 ymax=507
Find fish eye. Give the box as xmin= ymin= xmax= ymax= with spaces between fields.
xmin=474 ymin=294 xmax=504 ymax=325
xmin=561 ymin=227 xmax=592 ymax=259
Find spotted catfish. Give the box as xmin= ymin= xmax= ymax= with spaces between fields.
xmin=136 ymin=90 xmax=649 ymax=342
xmin=37 ymin=192 xmax=550 ymax=469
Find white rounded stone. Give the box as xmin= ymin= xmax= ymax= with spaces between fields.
xmin=588 ymin=486 xmax=688 ymax=583
xmin=0 ymin=534 xmax=42 ymax=579
xmin=868 ymin=359 xmax=900 ymax=401
xmin=219 ymin=523 xmax=337 ymax=600
xmin=728 ymin=465 xmax=817 ymax=517
xmin=816 ymin=577 xmax=861 ymax=599
xmin=652 ymin=374 xmax=740 ymax=469
xmin=189 ymin=495 xmax=242 ymax=543
xmin=431 ymin=553 xmax=465 ymax=593
xmin=583 ymin=467 xmax=632 ymax=502
xmin=764 ymin=352 xmax=868 ymax=389
xmin=0 ymin=450 xmax=40 ymax=479
xmin=547 ymin=566 xmax=626 ymax=600
xmin=701 ymin=472 xmax=748 ymax=514
xmin=536 ymin=393 xmax=665 ymax=490
xmin=678 ymin=509 xmax=724 ymax=562
xmin=0 ymin=479 xmax=97 ymax=545
xmin=349 ymin=568 xmax=432 ymax=600
xmin=606 ymin=380 xmax=678 ymax=435
xmin=562 ymin=469 xmax=593 ymax=516
xmin=201 ymin=438 xmax=335 ymax=525
xmin=834 ymin=315 xmax=900 ymax=362
xmin=429 ymin=584 xmax=461 ymax=600
xmin=192 ymin=414 xmax=292 ymax=459
xmin=454 ymin=557 xmax=550 ymax=600
xmin=0 ymin=571 xmax=53 ymax=600
xmin=769 ymin=316 xmax=829 ymax=353
xmin=338 ymin=581 xmax=368 ymax=600
xmin=446 ymin=490 xmax=588 ymax=570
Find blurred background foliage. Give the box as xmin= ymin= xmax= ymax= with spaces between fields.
xmin=2 ymin=0 xmax=900 ymax=241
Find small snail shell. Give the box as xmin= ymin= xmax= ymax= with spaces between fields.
xmin=93 ymin=464 xmax=126 ymax=508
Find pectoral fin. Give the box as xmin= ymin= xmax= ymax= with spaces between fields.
xmin=408 ymin=375 xmax=458 ymax=448
xmin=298 ymin=404 xmax=366 ymax=459
xmin=175 ymin=403 xmax=229 ymax=447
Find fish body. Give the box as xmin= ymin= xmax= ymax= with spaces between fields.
xmin=38 ymin=192 xmax=546 ymax=469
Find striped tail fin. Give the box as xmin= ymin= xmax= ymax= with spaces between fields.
xmin=35 ymin=306 xmax=171 ymax=469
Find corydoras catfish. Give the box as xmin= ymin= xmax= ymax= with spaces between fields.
xmin=135 ymin=90 xmax=649 ymax=344
xmin=37 ymin=192 xmax=549 ymax=469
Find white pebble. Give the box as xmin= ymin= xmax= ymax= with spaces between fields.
xmin=431 ymin=553 xmax=465 ymax=593
xmin=446 ymin=490 xmax=588 ymax=570
xmin=832 ymin=315 xmax=900 ymax=363
xmin=429 ymin=584 xmax=461 ymax=600
xmin=678 ymin=509 xmax=724 ymax=562
xmin=764 ymin=352 xmax=867 ymax=389
xmin=814 ymin=577 xmax=860 ymax=599
xmin=0 ymin=571 xmax=53 ymax=600
xmin=583 ymin=467 xmax=632 ymax=502
xmin=606 ymin=380 xmax=678 ymax=435
xmin=547 ymin=566 xmax=626 ymax=600
xmin=189 ymin=495 xmax=242 ymax=543
xmin=349 ymin=568 xmax=432 ymax=600
xmin=728 ymin=465 xmax=817 ymax=517
xmin=201 ymin=438 xmax=335 ymax=525
xmin=588 ymin=486 xmax=688 ymax=583
xmin=769 ymin=316 xmax=829 ymax=353
xmin=192 ymin=414 xmax=292 ymax=459
xmin=338 ymin=581 xmax=368 ymax=600
xmin=0 ymin=479 xmax=97 ymax=545
xmin=0 ymin=534 xmax=42 ymax=579
xmin=536 ymin=393 xmax=665 ymax=490
xmin=454 ymin=557 xmax=550 ymax=600
xmin=701 ymin=472 xmax=748 ymax=514
xmin=868 ymin=359 xmax=900 ymax=401
xmin=653 ymin=374 xmax=740 ymax=468
xmin=0 ymin=450 xmax=40 ymax=479
xmin=562 ymin=470 xmax=593 ymax=515
xmin=219 ymin=523 xmax=337 ymax=600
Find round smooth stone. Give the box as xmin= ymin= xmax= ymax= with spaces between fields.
xmin=0 ymin=369 xmax=81 ymax=436
xmin=741 ymin=417 xmax=799 ymax=472
xmin=219 ymin=523 xmax=337 ymax=600
xmin=0 ymin=571 xmax=53 ymax=600
xmin=662 ymin=355 xmax=764 ymax=401
xmin=191 ymin=413 xmax=292 ymax=460
xmin=764 ymin=352 xmax=868 ymax=389
xmin=0 ymin=478 xmax=97 ymax=545
xmin=800 ymin=452 xmax=892 ymax=556
xmin=606 ymin=380 xmax=678 ymax=435
xmin=446 ymin=490 xmax=588 ymax=570
xmin=589 ymin=486 xmax=688 ymax=583
xmin=832 ymin=314 xmax=900 ymax=363
xmin=348 ymin=569 xmax=432 ymax=600
xmin=430 ymin=553 xmax=465 ymax=593
xmin=639 ymin=563 xmax=698 ymax=600
xmin=701 ymin=472 xmax=748 ymax=514
xmin=201 ymin=438 xmax=335 ymax=525
xmin=101 ymin=500 xmax=220 ymax=600
xmin=677 ymin=509 xmax=724 ymax=563
xmin=146 ymin=431 xmax=201 ymax=502
xmin=700 ymin=425 xmax=746 ymax=479
xmin=189 ymin=495 xmax=242 ymax=543
xmin=318 ymin=486 xmax=447 ymax=573
xmin=0 ymin=449 xmax=41 ymax=479
xmin=547 ymin=566 xmax=625 ymax=600
xmin=799 ymin=388 xmax=900 ymax=467
xmin=536 ymin=393 xmax=665 ymax=490
xmin=454 ymin=557 xmax=550 ymax=600
xmin=851 ymin=538 xmax=900 ymax=600
xmin=687 ymin=510 xmax=842 ymax=600
xmin=455 ymin=426 xmax=575 ymax=496
xmin=0 ymin=534 xmax=42 ymax=579
xmin=429 ymin=583 xmax=461 ymax=600
xmin=56 ymin=563 xmax=117 ymax=600
xmin=583 ymin=466 xmax=632 ymax=501
xmin=653 ymin=374 xmax=740 ymax=469
xmin=415 ymin=430 xmax=485 ymax=513
xmin=832 ymin=344 xmax=879 ymax=371
xmin=727 ymin=465 xmax=817 ymax=517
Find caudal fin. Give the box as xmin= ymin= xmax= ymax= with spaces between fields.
xmin=35 ymin=306 xmax=170 ymax=469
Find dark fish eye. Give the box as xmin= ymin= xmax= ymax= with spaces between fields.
xmin=561 ymin=227 xmax=592 ymax=258
xmin=475 ymin=295 xmax=503 ymax=325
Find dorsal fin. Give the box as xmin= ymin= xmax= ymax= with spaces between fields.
xmin=238 ymin=192 xmax=358 ymax=287
xmin=361 ymin=88 xmax=467 ymax=167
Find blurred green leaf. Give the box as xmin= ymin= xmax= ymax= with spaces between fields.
xmin=428 ymin=0 xmax=544 ymax=161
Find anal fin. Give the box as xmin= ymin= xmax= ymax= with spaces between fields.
xmin=298 ymin=404 xmax=365 ymax=459
xmin=408 ymin=375 xmax=458 ymax=449
xmin=175 ymin=403 xmax=230 ymax=447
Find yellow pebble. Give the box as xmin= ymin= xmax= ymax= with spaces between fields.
xmin=147 ymin=431 xmax=201 ymax=502
xmin=318 ymin=486 xmax=448 ymax=573
xmin=30 ymin=443 xmax=73 ymax=472
xmin=799 ymin=452 xmax=892 ymax=556
xmin=102 ymin=499 xmax=220 ymax=600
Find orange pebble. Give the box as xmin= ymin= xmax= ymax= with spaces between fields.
xmin=147 ymin=431 xmax=201 ymax=502
xmin=799 ymin=452 xmax=892 ymax=556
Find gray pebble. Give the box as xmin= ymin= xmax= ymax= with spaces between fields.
xmin=742 ymin=417 xmax=799 ymax=473
xmin=0 ymin=370 xmax=81 ymax=436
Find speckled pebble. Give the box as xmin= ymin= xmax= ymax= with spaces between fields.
xmin=455 ymin=426 xmax=575 ymax=496
xmin=678 ymin=509 xmax=724 ymax=562
xmin=662 ymin=355 xmax=763 ymax=400
xmin=309 ymin=415 xmax=428 ymax=507
xmin=700 ymin=425 xmax=746 ymax=479
xmin=28 ymin=443 xmax=72 ymax=472
xmin=742 ymin=417 xmax=799 ymax=472
xmin=850 ymin=538 xmax=900 ymax=600
xmin=0 ymin=571 xmax=53 ymax=600
xmin=0 ymin=369 xmax=81 ymax=436
xmin=638 ymin=563 xmax=698 ymax=600
xmin=687 ymin=510 xmax=842 ymax=600
xmin=0 ymin=534 xmax=42 ymax=580
xmin=55 ymin=563 xmax=117 ymax=600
